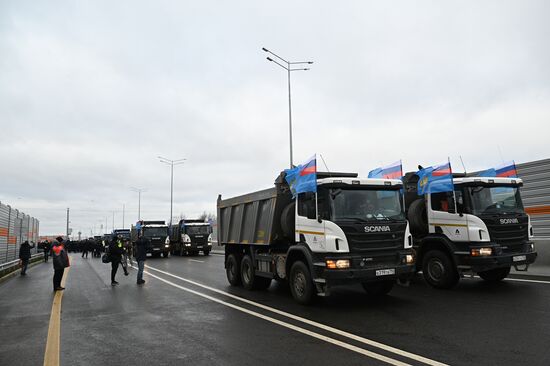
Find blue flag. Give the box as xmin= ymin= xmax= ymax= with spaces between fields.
xmin=417 ymin=162 xmax=453 ymax=195
xmin=284 ymin=155 xmax=317 ymax=197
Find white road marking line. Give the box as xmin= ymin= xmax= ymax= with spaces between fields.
xmin=144 ymin=264 xmax=447 ymax=366
xmin=189 ymin=259 xmax=205 ymax=263
xmin=142 ymin=268 xmax=412 ymax=366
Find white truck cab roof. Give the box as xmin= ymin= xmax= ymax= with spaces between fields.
xmin=453 ymin=177 xmax=523 ymax=185
xmin=317 ymin=177 xmax=403 ymax=187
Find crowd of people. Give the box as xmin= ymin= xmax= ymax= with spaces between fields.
xmin=20 ymin=233 xmax=151 ymax=289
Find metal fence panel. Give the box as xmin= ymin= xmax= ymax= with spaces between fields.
xmin=518 ymin=158 xmax=550 ymax=238
xmin=0 ymin=202 xmax=40 ymax=265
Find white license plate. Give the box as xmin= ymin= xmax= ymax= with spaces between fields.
xmin=197 ymin=246 xmax=203 ymax=249
xmin=513 ymin=255 xmax=526 ymax=262
xmin=376 ymin=269 xmax=395 ymax=276
xmin=153 ymin=248 xmax=160 ymax=251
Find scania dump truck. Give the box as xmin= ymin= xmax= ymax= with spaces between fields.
xmin=131 ymin=220 xmax=171 ymax=258
xmin=403 ymin=172 xmax=537 ymax=289
xmin=169 ymin=219 xmax=213 ymax=256
xmin=217 ymin=171 xmax=416 ymax=304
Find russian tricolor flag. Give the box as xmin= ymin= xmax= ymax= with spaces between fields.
xmin=284 ymin=155 xmax=317 ymax=197
xmin=479 ymin=161 xmax=518 ymax=178
xmin=368 ymin=161 xmax=403 ymax=180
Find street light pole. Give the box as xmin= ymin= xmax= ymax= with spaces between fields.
xmin=158 ymin=156 xmax=186 ymax=225
xmin=262 ymin=47 xmax=313 ymax=168
xmin=130 ymin=187 xmax=146 ymax=221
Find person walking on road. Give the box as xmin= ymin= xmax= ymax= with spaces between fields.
xmin=43 ymin=241 xmax=51 ymax=263
xmin=109 ymin=235 xmax=128 ymax=286
xmin=135 ymin=233 xmax=151 ymax=285
xmin=81 ymin=239 xmax=89 ymax=258
xmin=19 ymin=240 xmax=34 ymax=276
xmin=51 ymin=237 xmax=70 ymax=291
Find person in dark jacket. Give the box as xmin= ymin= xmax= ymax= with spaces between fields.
xmin=19 ymin=240 xmax=34 ymax=275
xmin=108 ymin=235 xmax=128 ymax=285
xmin=51 ymin=237 xmax=70 ymax=291
xmin=81 ymin=239 xmax=89 ymax=258
xmin=135 ymin=233 xmax=151 ymax=285
xmin=43 ymin=241 xmax=51 ymax=262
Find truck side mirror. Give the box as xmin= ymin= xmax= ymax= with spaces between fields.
xmin=317 ymin=215 xmax=323 ymax=224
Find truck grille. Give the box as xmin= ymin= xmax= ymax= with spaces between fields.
xmin=340 ymin=222 xmax=407 ymax=252
xmin=480 ymin=214 xmax=529 ymax=253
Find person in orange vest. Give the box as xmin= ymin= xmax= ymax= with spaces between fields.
xmin=51 ymin=236 xmax=70 ymax=291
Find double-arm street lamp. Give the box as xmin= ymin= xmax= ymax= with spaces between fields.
xmin=158 ymin=156 xmax=186 ymax=225
xmin=262 ymin=47 xmax=313 ymax=168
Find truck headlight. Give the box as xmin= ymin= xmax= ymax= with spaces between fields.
xmin=185 ymin=243 xmax=191 ymax=247
xmin=326 ymin=259 xmax=350 ymax=269
xmin=405 ymin=254 xmax=415 ymax=264
xmin=471 ymin=248 xmax=492 ymax=257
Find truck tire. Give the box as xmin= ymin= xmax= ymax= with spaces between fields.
xmin=241 ymin=255 xmax=270 ymax=290
xmin=226 ymin=254 xmax=241 ymax=286
xmin=361 ymin=280 xmax=394 ymax=296
xmin=408 ymin=199 xmax=428 ymax=236
xmin=203 ymin=250 xmax=210 ymax=256
xmin=281 ymin=202 xmax=296 ymax=239
xmin=152 ymin=253 xmax=161 ymax=258
xmin=289 ymin=261 xmax=314 ymax=305
xmin=422 ymin=249 xmax=459 ymax=289
xmin=478 ymin=266 xmax=510 ymax=282
xmin=162 ymin=252 xmax=169 ymax=258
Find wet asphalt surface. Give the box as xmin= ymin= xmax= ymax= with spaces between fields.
xmin=1 ymin=252 xmax=549 ymax=365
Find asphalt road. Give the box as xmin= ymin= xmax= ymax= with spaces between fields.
xmin=1 ymin=253 xmax=549 ymax=366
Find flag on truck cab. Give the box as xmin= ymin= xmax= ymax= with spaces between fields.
xmin=417 ymin=161 xmax=453 ymax=195
xmin=368 ymin=160 xmax=403 ymax=179
xmin=479 ymin=161 xmax=518 ymax=178
xmin=284 ymin=155 xmax=317 ymax=197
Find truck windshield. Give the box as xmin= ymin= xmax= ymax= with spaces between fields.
xmin=143 ymin=227 xmax=168 ymax=237
xmin=468 ymin=186 xmax=524 ymax=215
xmin=186 ymin=226 xmax=210 ymax=235
xmin=328 ymin=188 xmax=404 ymax=222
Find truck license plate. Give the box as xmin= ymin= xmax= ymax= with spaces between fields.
xmin=513 ymin=255 xmax=526 ymax=262
xmin=197 ymin=246 xmax=203 ymax=249
xmin=376 ymin=269 xmax=395 ymax=276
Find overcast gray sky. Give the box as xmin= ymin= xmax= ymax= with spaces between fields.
xmin=1 ymin=1 xmax=549 ymax=236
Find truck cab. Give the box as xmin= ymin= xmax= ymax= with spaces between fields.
xmin=133 ymin=221 xmax=171 ymax=258
xmin=170 ymin=219 xmax=213 ymax=256
xmin=403 ymin=173 xmax=537 ymax=288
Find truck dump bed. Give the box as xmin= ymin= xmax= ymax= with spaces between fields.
xmin=217 ymin=184 xmax=292 ymax=246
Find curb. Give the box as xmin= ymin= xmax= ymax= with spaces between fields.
xmin=0 ymin=255 xmax=45 ymax=284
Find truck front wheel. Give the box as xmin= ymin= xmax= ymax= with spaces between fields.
xmin=362 ymin=280 xmax=394 ymax=295
xmin=226 ymin=254 xmax=241 ymax=286
xmin=289 ymin=261 xmax=314 ymax=305
xmin=162 ymin=252 xmax=169 ymax=258
xmin=478 ymin=267 xmax=510 ymax=282
xmin=422 ymin=250 xmax=459 ymax=289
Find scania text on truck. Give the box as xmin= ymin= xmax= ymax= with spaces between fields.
xmin=169 ymin=219 xmax=213 ymax=256
xmin=131 ymin=220 xmax=171 ymax=258
xmin=217 ymin=171 xmax=416 ymax=304
xmin=403 ymin=172 xmax=537 ymax=289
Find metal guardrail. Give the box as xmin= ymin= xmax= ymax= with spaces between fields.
xmin=0 ymin=253 xmax=42 ymax=271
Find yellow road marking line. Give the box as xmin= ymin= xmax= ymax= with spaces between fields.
xmin=43 ymin=264 xmax=70 ymax=366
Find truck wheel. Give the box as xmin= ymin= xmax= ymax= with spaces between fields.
xmin=162 ymin=252 xmax=169 ymax=258
xmin=478 ymin=267 xmax=511 ymax=282
xmin=281 ymin=202 xmax=296 ymax=239
xmin=203 ymin=250 xmax=210 ymax=256
xmin=289 ymin=261 xmax=314 ymax=305
xmin=152 ymin=253 xmax=161 ymax=258
xmin=362 ymin=280 xmax=394 ymax=295
xmin=226 ymin=254 xmax=241 ymax=286
xmin=241 ymin=255 xmax=255 ymax=290
xmin=408 ymin=199 xmax=428 ymax=236
xmin=422 ymin=250 xmax=459 ymax=289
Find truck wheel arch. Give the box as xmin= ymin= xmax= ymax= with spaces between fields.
xmin=285 ymin=245 xmax=315 ymax=278
xmin=417 ymin=236 xmax=457 ymax=269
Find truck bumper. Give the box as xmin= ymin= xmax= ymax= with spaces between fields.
xmin=313 ymin=250 xmax=416 ymax=286
xmin=455 ymin=248 xmax=537 ymax=273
